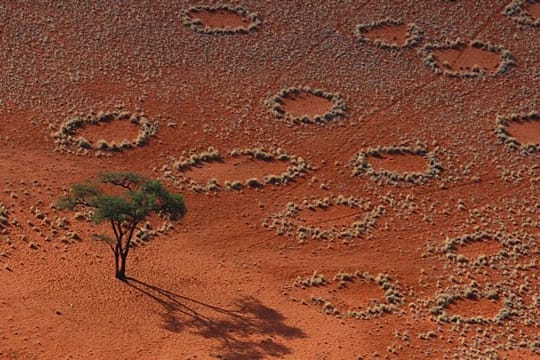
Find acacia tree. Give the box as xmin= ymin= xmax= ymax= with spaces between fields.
xmin=58 ymin=172 xmax=186 ymax=280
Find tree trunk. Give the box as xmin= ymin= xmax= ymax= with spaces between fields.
xmin=114 ymin=250 xmax=126 ymax=280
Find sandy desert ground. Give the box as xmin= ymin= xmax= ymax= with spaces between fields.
xmin=1 ymin=1 xmax=539 ymax=359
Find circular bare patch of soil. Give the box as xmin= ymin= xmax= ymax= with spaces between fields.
xmin=165 ymin=147 xmax=311 ymax=192
xmin=290 ymin=271 xmax=404 ymax=319
xmin=356 ymin=18 xmax=424 ymax=49
xmin=352 ymin=145 xmax=442 ymax=184
xmin=504 ymin=0 xmax=540 ymax=26
xmin=266 ymin=86 xmax=347 ymax=124
xmin=495 ymin=111 xmax=540 ymax=153
xmin=421 ymin=40 xmax=515 ymax=77
xmin=263 ymin=195 xmax=385 ymax=243
xmin=53 ymin=111 xmax=156 ymax=154
xmin=430 ymin=283 xmax=521 ymax=325
xmin=441 ymin=231 xmax=536 ymax=267
xmin=181 ymin=5 xmax=262 ymax=34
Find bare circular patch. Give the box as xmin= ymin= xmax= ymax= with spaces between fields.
xmin=504 ymin=0 xmax=540 ymax=26
xmin=430 ymin=283 xmax=521 ymax=325
xmin=266 ymin=86 xmax=347 ymax=124
xmin=356 ymin=18 xmax=424 ymax=49
xmin=263 ymin=195 xmax=385 ymax=243
xmin=53 ymin=111 xmax=156 ymax=154
xmin=181 ymin=5 xmax=262 ymax=34
xmin=441 ymin=231 xmax=536 ymax=266
xmin=288 ymin=271 xmax=404 ymax=319
xmin=421 ymin=39 xmax=515 ymax=77
xmin=164 ymin=147 xmax=311 ymax=192
xmin=352 ymin=145 xmax=442 ymax=184
xmin=495 ymin=111 xmax=540 ymax=153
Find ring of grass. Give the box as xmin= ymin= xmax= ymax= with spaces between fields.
xmin=263 ymin=195 xmax=385 ymax=243
xmin=441 ymin=231 xmax=536 ymax=267
xmin=294 ymin=271 xmax=404 ymax=319
xmin=495 ymin=111 xmax=540 ymax=153
xmin=504 ymin=0 xmax=540 ymax=26
xmin=53 ymin=111 xmax=156 ymax=154
xmin=430 ymin=282 xmax=522 ymax=325
xmin=352 ymin=145 xmax=442 ymax=184
xmin=265 ymin=86 xmax=347 ymax=124
xmin=356 ymin=18 xmax=424 ymax=49
xmin=421 ymin=39 xmax=515 ymax=77
xmin=164 ymin=147 xmax=311 ymax=192
xmin=181 ymin=4 xmax=262 ymax=34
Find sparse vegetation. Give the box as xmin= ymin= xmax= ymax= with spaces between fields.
xmin=356 ymin=18 xmax=424 ymax=49
xmin=58 ymin=172 xmax=186 ymax=280
xmin=181 ymin=4 xmax=262 ymax=34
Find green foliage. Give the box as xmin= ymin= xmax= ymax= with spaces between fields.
xmin=58 ymin=172 xmax=186 ymax=279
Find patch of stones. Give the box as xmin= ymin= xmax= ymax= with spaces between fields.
xmin=265 ymin=86 xmax=347 ymax=124
xmin=163 ymin=147 xmax=311 ymax=192
xmin=504 ymin=0 xmax=540 ymax=26
xmin=352 ymin=145 xmax=442 ymax=184
xmin=292 ymin=270 xmax=404 ymax=319
xmin=440 ymin=231 xmax=536 ymax=267
xmin=421 ymin=39 xmax=515 ymax=77
xmin=495 ymin=111 xmax=540 ymax=153
xmin=263 ymin=195 xmax=385 ymax=243
xmin=181 ymin=4 xmax=262 ymax=34
xmin=356 ymin=18 xmax=424 ymax=49
xmin=53 ymin=111 xmax=157 ymax=154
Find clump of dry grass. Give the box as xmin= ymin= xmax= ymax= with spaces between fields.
xmin=0 ymin=202 xmax=9 ymax=230
xmin=494 ymin=111 xmax=540 ymax=153
xmin=352 ymin=145 xmax=442 ymax=184
xmin=263 ymin=195 xmax=385 ymax=243
xmin=53 ymin=111 xmax=157 ymax=154
xmin=265 ymin=86 xmax=347 ymax=124
xmin=421 ymin=39 xmax=515 ymax=77
xmin=356 ymin=18 xmax=424 ymax=49
xmin=504 ymin=0 xmax=540 ymax=26
xmin=181 ymin=4 xmax=262 ymax=34
xmin=164 ymin=147 xmax=312 ymax=193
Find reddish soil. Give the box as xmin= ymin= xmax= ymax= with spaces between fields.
xmin=368 ymin=152 xmax=428 ymax=173
xmin=456 ymin=237 xmax=503 ymax=259
xmin=76 ymin=118 xmax=142 ymax=145
xmin=526 ymin=2 xmax=540 ymax=18
xmin=446 ymin=297 xmax=501 ymax=319
xmin=1 ymin=1 xmax=539 ymax=359
xmin=295 ymin=205 xmax=367 ymax=229
xmin=506 ymin=118 xmax=540 ymax=145
xmin=292 ymin=278 xmax=386 ymax=311
xmin=182 ymin=156 xmax=287 ymax=184
xmin=434 ymin=46 xmax=502 ymax=73
xmin=363 ymin=24 xmax=409 ymax=46
xmin=281 ymin=92 xmax=334 ymax=119
xmin=188 ymin=9 xmax=250 ymax=29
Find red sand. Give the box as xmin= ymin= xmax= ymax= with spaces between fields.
xmin=281 ymin=92 xmax=334 ymax=119
xmin=526 ymin=2 xmax=540 ymax=18
xmin=368 ymin=152 xmax=428 ymax=174
xmin=188 ymin=9 xmax=250 ymax=29
xmin=1 ymin=1 xmax=539 ymax=359
xmin=76 ymin=118 xmax=142 ymax=145
xmin=363 ymin=24 xmax=409 ymax=46
xmin=434 ymin=46 xmax=502 ymax=73
xmin=506 ymin=119 xmax=540 ymax=145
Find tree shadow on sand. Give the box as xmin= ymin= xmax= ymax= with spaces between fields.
xmin=126 ymin=277 xmax=306 ymax=359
